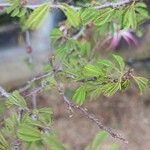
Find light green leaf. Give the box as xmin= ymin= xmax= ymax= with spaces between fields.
xmin=84 ymin=64 xmax=104 ymax=77
xmin=135 ymin=7 xmax=149 ymax=18
xmin=80 ymin=8 xmax=97 ymax=25
xmin=11 ymin=8 xmax=20 ymax=17
xmin=78 ymin=41 xmax=91 ymax=56
xmin=18 ymin=8 xmax=27 ymax=17
xmin=42 ymin=134 xmax=65 ymax=150
xmin=97 ymin=60 xmax=114 ymax=69
xmin=43 ymin=64 xmax=53 ymax=73
xmin=62 ymin=4 xmax=81 ymax=27
xmin=17 ymin=125 xmax=41 ymax=142
xmin=6 ymin=4 xmax=17 ymax=14
xmin=73 ymin=86 xmax=86 ymax=105
xmin=123 ymin=7 xmax=137 ymax=29
xmin=24 ymin=4 xmax=49 ymax=30
xmin=113 ymin=55 xmax=125 ymax=73
xmin=135 ymin=2 xmax=147 ymax=9
xmin=42 ymin=77 xmax=57 ymax=88
xmin=4 ymin=113 xmax=18 ymax=134
xmin=129 ymin=8 xmax=137 ymax=29
xmin=133 ymin=76 xmax=148 ymax=95
xmin=94 ymin=9 xmax=114 ymax=27
xmin=90 ymin=86 xmax=103 ymax=99
xmin=121 ymin=80 xmax=131 ymax=91
xmin=109 ymin=144 xmax=120 ymax=150
xmin=7 ymin=91 xmax=27 ymax=108
xmin=51 ymin=28 xmax=63 ymax=42
xmin=0 ymin=132 xmax=9 ymax=150
xmin=102 ymin=82 xmax=120 ymax=97
xmin=92 ymin=131 xmax=108 ymax=150
xmin=38 ymin=107 xmax=53 ymax=125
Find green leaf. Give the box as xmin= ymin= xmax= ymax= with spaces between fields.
xmin=0 ymin=132 xmax=9 ymax=150
xmin=55 ymin=46 xmax=68 ymax=59
xmin=38 ymin=107 xmax=53 ymax=125
xmin=17 ymin=125 xmax=41 ymax=142
xmin=121 ymin=80 xmax=131 ymax=91
xmin=18 ymin=8 xmax=27 ymax=17
xmin=135 ymin=2 xmax=147 ymax=9
xmin=91 ymin=131 xmax=108 ymax=150
xmin=11 ymin=8 xmax=20 ymax=17
xmin=113 ymin=55 xmax=125 ymax=72
xmin=135 ymin=7 xmax=149 ymax=18
xmin=7 ymin=91 xmax=27 ymax=108
xmin=42 ymin=134 xmax=65 ymax=150
xmin=73 ymin=86 xmax=87 ymax=105
xmin=109 ymin=144 xmax=120 ymax=150
xmin=24 ymin=4 xmax=49 ymax=30
xmin=78 ymin=41 xmax=91 ymax=56
xmin=43 ymin=64 xmax=53 ymax=73
xmin=97 ymin=60 xmax=114 ymax=69
xmin=80 ymin=8 xmax=97 ymax=25
xmin=84 ymin=64 xmax=104 ymax=77
xmin=90 ymin=86 xmax=103 ymax=99
xmin=0 ymin=100 xmax=6 ymax=114
xmin=38 ymin=107 xmax=53 ymax=115
xmin=62 ymin=4 xmax=81 ymax=27
xmin=133 ymin=76 xmax=148 ymax=95
xmin=7 ymin=0 xmax=19 ymax=4
xmin=4 ymin=113 xmax=18 ymax=134
xmin=123 ymin=7 xmax=137 ymax=29
xmin=102 ymin=82 xmax=120 ymax=97
xmin=51 ymin=28 xmax=63 ymax=42
xmin=41 ymin=77 xmax=57 ymax=90
xmin=6 ymin=4 xmax=17 ymax=14
xmin=94 ymin=9 xmax=114 ymax=27
xmin=129 ymin=7 xmax=137 ymax=29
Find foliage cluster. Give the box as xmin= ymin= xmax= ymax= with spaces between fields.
xmin=0 ymin=0 xmax=149 ymax=149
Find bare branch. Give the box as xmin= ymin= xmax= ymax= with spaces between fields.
xmin=0 ymin=86 xmax=9 ymax=98
xmin=0 ymin=0 xmax=140 ymax=11
xmin=72 ymin=27 xmax=86 ymax=40
xmin=94 ymin=0 xmax=139 ymax=9
xmin=57 ymin=84 xmax=128 ymax=143
xmin=0 ymin=72 xmax=128 ymax=143
xmin=19 ymin=72 xmax=53 ymax=92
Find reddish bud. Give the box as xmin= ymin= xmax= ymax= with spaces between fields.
xmin=26 ymin=46 xmax=33 ymax=54
xmin=0 ymin=6 xmax=4 ymax=12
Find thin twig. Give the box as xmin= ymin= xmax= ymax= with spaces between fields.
xmin=0 ymin=86 xmax=9 ymax=98
xmin=32 ymin=93 xmax=37 ymax=109
xmin=25 ymin=85 xmax=44 ymax=98
xmin=19 ymin=72 xmax=53 ymax=92
xmin=72 ymin=27 xmax=86 ymax=40
xmin=0 ymin=68 xmax=129 ymax=143
xmin=0 ymin=0 xmax=140 ymax=10
xmin=57 ymin=84 xmax=128 ymax=143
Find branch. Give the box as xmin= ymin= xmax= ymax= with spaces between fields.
xmin=0 ymin=73 xmax=128 ymax=143
xmin=24 ymin=31 xmax=33 ymax=54
xmin=19 ymin=72 xmax=53 ymax=92
xmin=58 ymin=84 xmax=128 ymax=144
xmin=72 ymin=27 xmax=86 ymax=40
xmin=0 ymin=63 xmax=130 ymax=143
xmin=0 ymin=86 xmax=9 ymax=98
xmin=93 ymin=0 xmax=139 ymax=9
xmin=0 ymin=0 xmax=140 ymax=10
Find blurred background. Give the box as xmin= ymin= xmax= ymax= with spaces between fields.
xmin=0 ymin=0 xmax=53 ymax=88
xmin=0 ymin=0 xmax=150 ymax=150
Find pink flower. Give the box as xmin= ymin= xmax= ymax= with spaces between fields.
xmin=0 ymin=6 xmax=4 ymax=13
xmin=108 ymin=30 xmax=138 ymax=49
